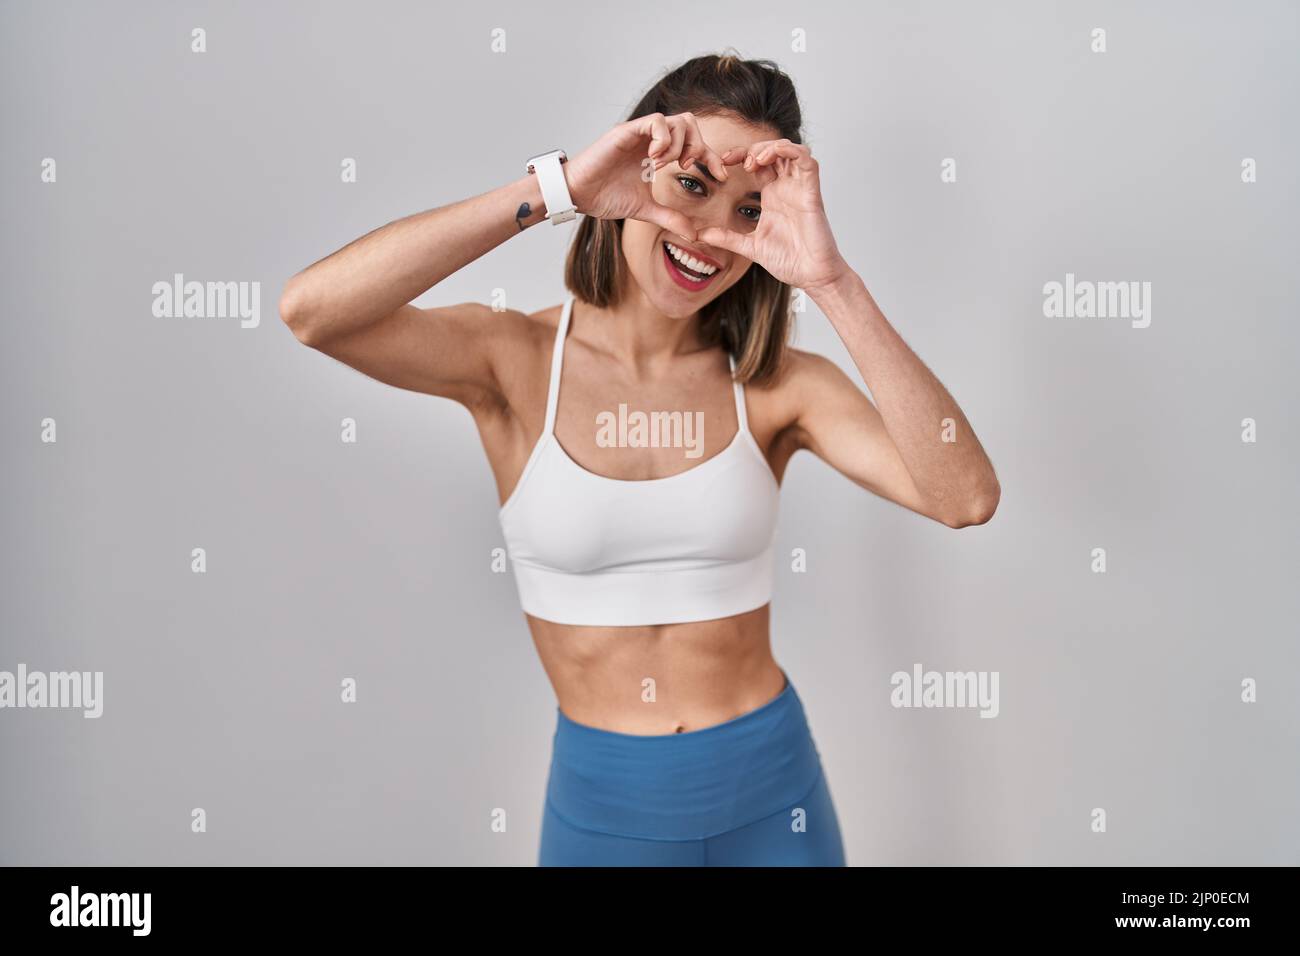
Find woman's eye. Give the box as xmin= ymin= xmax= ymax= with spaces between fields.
xmin=676 ymin=176 xmax=705 ymax=195
xmin=739 ymin=207 xmax=761 ymax=222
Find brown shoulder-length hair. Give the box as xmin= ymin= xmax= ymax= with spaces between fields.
xmin=564 ymin=52 xmax=804 ymax=385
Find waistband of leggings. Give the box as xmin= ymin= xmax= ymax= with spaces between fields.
xmin=545 ymin=670 xmax=823 ymax=841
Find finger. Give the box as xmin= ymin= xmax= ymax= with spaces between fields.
xmin=750 ymin=163 xmax=779 ymax=189
xmin=751 ymin=141 xmax=814 ymax=171
xmin=633 ymin=202 xmax=697 ymax=243
xmin=673 ymin=115 xmax=698 ymax=170
xmin=697 ymin=225 xmax=754 ymax=259
xmin=655 ymin=121 xmax=686 ymax=169
xmin=719 ymin=146 xmax=747 ymax=166
xmin=691 ymin=142 xmax=730 ymax=182
xmin=677 ymin=113 xmax=729 ymax=181
xmin=739 ymin=139 xmax=779 ymax=170
xmin=641 ymin=114 xmax=672 ymax=159
xmin=754 ymin=144 xmax=780 ymax=166
xmin=743 ymin=148 xmax=797 ymax=189
xmin=739 ymin=140 xmax=779 ymax=166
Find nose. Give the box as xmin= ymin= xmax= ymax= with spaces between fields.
xmin=690 ymin=199 xmax=732 ymax=234
xmin=684 ymin=204 xmax=733 ymax=253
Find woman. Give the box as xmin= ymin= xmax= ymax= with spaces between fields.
xmin=279 ymin=53 xmax=1000 ymax=866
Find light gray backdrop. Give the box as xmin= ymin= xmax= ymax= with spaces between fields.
xmin=2 ymin=0 xmax=1297 ymax=865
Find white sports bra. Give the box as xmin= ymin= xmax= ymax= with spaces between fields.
xmin=498 ymin=296 xmax=780 ymax=627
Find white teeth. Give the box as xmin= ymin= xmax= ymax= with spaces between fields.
xmin=664 ymin=241 xmax=718 ymax=276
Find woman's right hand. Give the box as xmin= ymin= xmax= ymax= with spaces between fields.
xmin=561 ymin=112 xmax=731 ymax=242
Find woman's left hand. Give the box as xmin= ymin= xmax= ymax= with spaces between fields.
xmin=697 ymin=139 xmax=849 ymax=294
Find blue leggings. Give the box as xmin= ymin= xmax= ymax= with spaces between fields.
xmin=539 ymin=670 xmax=846 ymax=866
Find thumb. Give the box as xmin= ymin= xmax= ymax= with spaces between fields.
xmin=632 ymin=202 xmax=697 ymax=243
xmin=697 ymin=226 xmax=752 ymax=259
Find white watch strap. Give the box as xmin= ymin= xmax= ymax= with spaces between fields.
xmin=527 ymin=150 xmax=576 ymax=225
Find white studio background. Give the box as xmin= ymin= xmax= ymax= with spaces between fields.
xmin=1 ymin=0 xmax=1297 ymax=865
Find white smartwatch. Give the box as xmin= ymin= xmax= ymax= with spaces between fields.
xmin=525 ymin=148 xmax=577 ymax=224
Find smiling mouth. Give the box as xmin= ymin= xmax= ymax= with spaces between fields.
xmin=662 ymin=240 xmax=720 ymax=289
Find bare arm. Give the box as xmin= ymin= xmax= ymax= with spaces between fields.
xmin=277 ymin=175 xmax=548 ymax=407
xmin=799 ymin=274 xmax=1001 ymax=528
xmin=698 ymin=137 xmax=1000 ymax=528
xmin=279 ymin=113 xmax=725 ymax=409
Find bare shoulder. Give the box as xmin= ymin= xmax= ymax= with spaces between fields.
xmin=760 ymin=346 xmax=859 ymax=405
xmin=522 ymin=300 xmax=566 ymax=340
xmin=497 ymin=300 xmax=563 ymax=367
xmin=431 ymin=299 xmax=555 ymax=349
xmin=784 ymin=346 xmax=854 ymax=386
xmin=430 ymin=299 xmax=562 ymax=376
xmin=745 ymin=346 xmax=873 ymax=457
xmin=734 ymin=346 xmax=847 ymax=458
xmin=471 ymin=300 xmax=566 ymax=419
